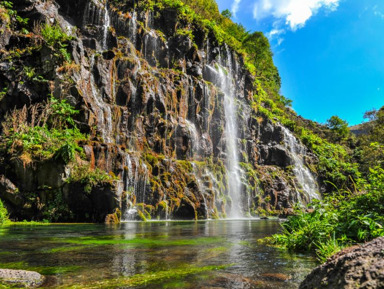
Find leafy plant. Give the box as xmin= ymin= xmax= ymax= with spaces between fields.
xmin=41 ymin=23 xmax=73 ymax=61
xmin=270 ymin=166 xmax=384 ymax=261
xmin=41 ymin=23 xmax=72 ymax=48
xmin=2 ymin=97 xmax=86 ymax=162
xmin=0 ymin=199 xmax=8 ymax=225
xmin=67 ymin=165 xmax=117 ymax=194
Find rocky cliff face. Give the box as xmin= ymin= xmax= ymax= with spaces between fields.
xmin=0 ymin=0 xmax=320 ymax=222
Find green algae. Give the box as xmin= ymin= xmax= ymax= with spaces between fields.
xmin=163 ymin=280 xmax=190 ymax=288
xmin=0 ymin=261 xmax=82 ymax=275
xmin=58 ymin=264 xmax=231 ymax=289
xmin=59 ymin=236 xmax=225 ymax=248
xmin=37 ymin=266 xmax=82 ymax=275
xmin=204 ymin=246 xmax=229 ymax=253
xmin=238 ymin=240 xmax=253 ymax=247
xmin=43 ymin=245 xmax=89 ymax=254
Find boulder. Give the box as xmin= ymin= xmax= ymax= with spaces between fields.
xmin=0 ymin=269 xmax=45 ymax=288
xmin=300 ymin=237 xmax=384 ymax=289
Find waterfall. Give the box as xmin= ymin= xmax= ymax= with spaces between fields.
xmin=102 ymin=0 xmax=110 ymax=50
xmin=129 ymin=11 xmax=137 ymax=47
xmin=216 ymin=52 xmax=243 ymax=218
xmin=281 ymin=126 xmax=321 ymax=202
xmin=144 ymin=31 xmax=157 ymax=64
xmin=121 ymin=154 xmax=149 ymax=221
xmin=89 ymin=56 xmax=113 ymax=143
xmin=191 ymin=163 xmax=209 ymax=218
xmin=185 ymin=119 xmax=199 ymax=158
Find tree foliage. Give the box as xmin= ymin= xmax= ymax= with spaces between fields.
xmin=326 ymin=115 xmax=349 ymax=139
xmin=242 ymin=32 xmax=281 ymax=95
xmin=161 ymin=0 xmax=283 ymax=101
xmin=179 ymin=0 xmax=220 ymax=21
xmin=357 ymin=106 xmax=384 ymax=174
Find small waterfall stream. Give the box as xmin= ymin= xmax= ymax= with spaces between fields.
xmin=185 ymin=119 xmax=199 ymax=157
xmin=129 ymin=11 xmax=137 ymax=46
xmin=89 ymin=56 xmax=113 ymax=143
xmin=121 ymin=154 xmax=150 ymax=221
xmin=281 ymin=127 xmax=321 ymax=202
xmin=102 ymin=0 xmax=110 ymax=50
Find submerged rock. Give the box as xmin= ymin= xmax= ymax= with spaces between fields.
xmin=0 ymin=269 xmax=45 ymax=288
xmin=300 ymin=237 xmax=384 ymax=289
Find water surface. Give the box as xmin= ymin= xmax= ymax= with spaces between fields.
xmin=0 ymin=220 xmax=316 ymax=288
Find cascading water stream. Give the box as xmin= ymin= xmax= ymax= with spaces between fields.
xmin=281 ymin=126 xmax=321 ymax=202
xmin=216 ymin=51 xmax=243 ymax=218
xmin=184 ymin=119 xmax=211 ymax=219
xmin=121 ymin=154 xmax=150 ymax=221
xmin=185 ymin=119 xmax=199 ymax=157
xmin=89 ymin=56 xmax=113 ymax=143
xmin=102 ymin=0 xmax=110 ymax=50
xmin=191 ymin=163 xmax=209 ymax=218
xmin=129 ymin=11 xmax=137 ymax=46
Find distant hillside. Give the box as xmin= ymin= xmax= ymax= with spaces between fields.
xmin=349 ymin=122 xmax=372 ymax=136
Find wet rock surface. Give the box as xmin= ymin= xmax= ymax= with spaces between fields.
xmin=0 ymin=0 xmax=320 ymax=222
xmin=0 ymin=269 xmax=45 ymax=288
xmin=300 ymin=237 xmax=384 ymax=289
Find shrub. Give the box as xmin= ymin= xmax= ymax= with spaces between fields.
xmin=41 ymin=23 xmax=72 ymax=48
xmin=0 ymin=199 xmax=8 ymax=225
xmin=40 ymin=23 xmax=73 ymax=62
xmin=2 ymin=97 xmax=86 ymax=162
xmin=271 ymin=166 xmax=384 ymax=261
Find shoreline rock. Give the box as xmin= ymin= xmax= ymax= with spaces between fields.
xmin=0 ymin=269 xmax=45 ymax=288
xmin=300 ymin=237 xmax=384 ymax=289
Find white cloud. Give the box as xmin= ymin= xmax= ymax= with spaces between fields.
xmin=231 ymin=0 xmax=242 ymax=18
xmin=266 ymin=28 xmax=285 ymax=46
xmin=267 ymin=28 xmax=285 ymax=38
xmin=373 ymin=5 xmax=384 ymax=19
xmin=266 ymin=26 xmax=286 ymax=46
xmin=253 ymin=0 xmax=340 ymax=30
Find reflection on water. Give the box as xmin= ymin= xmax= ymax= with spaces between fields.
xmin=0 ymin=220 xmax=316 ymax=288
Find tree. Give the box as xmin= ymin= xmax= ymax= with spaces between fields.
xmin=326 ymin=115 xmax=349 ymax=139
xmin=221 ymin=9 xmax=232 ymax=19
xmin=363 ymin=109 xmax=378 ymax=122
xmin=241 ymin=32 xmax=281 ymax=95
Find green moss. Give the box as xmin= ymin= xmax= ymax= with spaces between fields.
xmin=145 ymin=153 xmax=159 ymax=166
xmin=157 ymin=200 xmax=168 ymax=209
xmin=58 ymin=264 xmax=231 ymax=289
xmin=60 ymin=236 xmax=225 ymax=248
xmin=4 ymin=220 xmax=51 ymax=226
xmin=67 ymin=165 xmax=117 ymax=194
xmin=44 ymin=245 xmax=88 ymax=254
xmin=176 ymin=160 xmax=192 ymax=173
xmin=176 ymin=28 xmax=194 ymax=40
xmin=137 ymin=209 xmax=147 ymax=221
xmin=0 ymin=261 xmax=82 ymax=275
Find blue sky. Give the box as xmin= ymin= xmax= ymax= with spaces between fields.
xmin=216 ymin=0 xmax=384 ymax=125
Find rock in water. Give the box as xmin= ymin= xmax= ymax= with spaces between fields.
xmin=0 ymin=269 xmax=45 ymax=287
xmin=300 ymin=237 xmax=384 ymax=289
